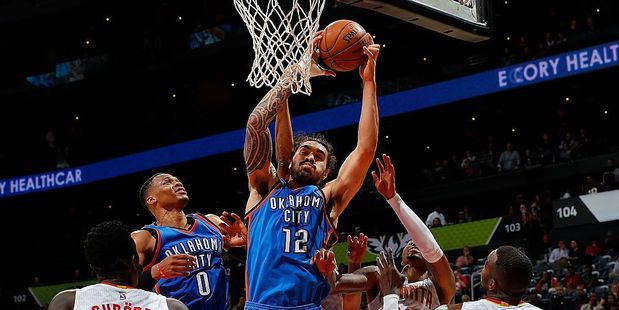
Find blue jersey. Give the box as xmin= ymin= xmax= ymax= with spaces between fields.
xmin=245 ymin=179 xmax=337 ymax=309
xmin=143 ymin=213 xmax=228 ymax=310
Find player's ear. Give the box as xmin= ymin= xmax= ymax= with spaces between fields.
xmin=321 ymin=170 xmax=330 ymax=182
xmin=146 ymin=195 xmax=156 ymax=206
xmin=488 ymin=278 xmax=496 ymax=291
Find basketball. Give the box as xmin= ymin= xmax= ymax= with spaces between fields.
xmin=319 ymin=19 xmax=373 ymax=72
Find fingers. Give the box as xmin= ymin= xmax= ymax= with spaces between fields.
xmin=230 ymin=213 xmax=242 ymax=222
xmin=371 ymin=171 xmax=379 ymax=185
xmin=376 ymin=157 xmax=385 ymax=175
xmin=387 ymin=247 xmax=395 ymax=266
xmin=324 ymin=69 xmax=336 ymax=77
xmin=347 ymin=234 xmax=353 ymax=246
xmin=360 ymin=233 xmax=368 ymax=247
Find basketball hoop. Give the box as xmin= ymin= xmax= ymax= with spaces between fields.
xmin=233 ymin=0 xmax=326 ymax=95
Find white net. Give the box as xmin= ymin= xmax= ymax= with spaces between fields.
xmin=233 ymin=0 xmax=325 ymax=95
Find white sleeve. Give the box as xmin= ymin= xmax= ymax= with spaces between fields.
xmin=387 ymin=194 xmax=444 ymax=264
xmin=382 ymin=294 xmax=399 ymax=310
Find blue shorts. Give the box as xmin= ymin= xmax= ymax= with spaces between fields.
xmin=244 ymin=301 xmax=323 ymax=310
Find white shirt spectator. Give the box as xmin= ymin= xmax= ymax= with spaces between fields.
xmin=498 ymin=144 xmax=521 ymax=172
xmin=549 ymin=247 xmax=569 ymax=263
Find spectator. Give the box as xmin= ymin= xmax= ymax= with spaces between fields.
xmin=455 ymin=246 xmax=475 ymax=268
xmin=604 ymin=231 xmax=619 ymax=252
xmin=425 ymin=205 xmax=447 ymax=227
xmin=548 ymin=240 xmax=569 ymax=268
xmin=559 ymin=131 xmax=578 ymax=160
xmin=585 ymin=240 xmax=603 ymax=258
xmin=603 ymin=293 xmax=618 ymax=310
xmin=564 ymin=265 xmax=584 ymax=290
xmin=610 ymin=284 xmax=619 ymax=300
xmin=581 ymin=292 xmax=604 ymax=310
xmin=497 ymin=143 xmax=521 ymax=172
xmin=453 ymin=269 xmax=470 ymax=295
xmin=602 ymin=159 xmax=619 ymax=190
xmin=582 ymin=175 xmax=600 ymax=195
xmin=538 ymin=132 xmax=557 ymax=164
xmin=461 ymin=294 xmax=471 ymax=302
xmin=232 ymin=296 xmax=245 ymax=310
xmin=429 ymin=217 xmax=443 ymax=228
xmin=535 ymin=270 xmax=559 ymax=294
xmin=551 ymin=285 xmax=574 ymax=310
xmin=581 ymin=265 xmax=598 ymax=291
xmin=569 ymin=240 xmax=587 ymax=265
xmin=527 ymin=292 xmax=544 ymax=308
xmin=575 ymin=285 xmax=589 ymax=309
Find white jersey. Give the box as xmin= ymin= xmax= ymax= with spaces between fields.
xmin=74 ymin=283 xmax=169 ymax=310
xmin=368 ymin=278 xmax=440 ymax=310
xmin=435 ymin=299 xmax=541 ymax=310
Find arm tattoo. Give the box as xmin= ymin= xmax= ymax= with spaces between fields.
xmin=244 ymin=85 xmax=291 ymax=173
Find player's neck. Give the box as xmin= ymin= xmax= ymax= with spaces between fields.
xmin=98 ymin=276 xmax=133 ymax=288
xmin=407 ymin=266 xmax=427 ymax=282
xmin=156 ymin=209 xmax=188 ymax=228
xmin=486 ymin=293 xmax=522 ymax=306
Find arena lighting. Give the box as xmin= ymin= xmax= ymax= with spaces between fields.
xmin=565 ymin=97 xmax=570 ymax=101
xmin=178 ymin=16 xmax=183 ymax=21
xmin=382 ymin=44 xmax=386 ymax=47
xmin=385 ymin=135 xmax=390 ymax=139
xmin=506 ymin=36 xmax=510 ymax=41
xmin=2 ymin=40 xmax=619 ymax=198
xmin=471 ymin=117 xmax=476 ymax=121
xmin=75 ymin=116 xmax=79 ymax=121
xmin=85 ymin=40 xmax=91 ymax=45
xmin=172 ymin=93 xmax=176 ymax=98
xmin=511 ymin=128 xmax=516 ymax=133
xmin=105 ymin=17 xmax=110 ymax=22
xmin=231 ymin=83 xmax=235 ymax=87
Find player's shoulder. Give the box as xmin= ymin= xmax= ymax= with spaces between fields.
xmin=48 ymin=289 xmax=76 ymax=310
xmin=166 ymin=297 xmax=189 ymax=310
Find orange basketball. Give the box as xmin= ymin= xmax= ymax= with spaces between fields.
xmin=319 ymin=20 xmax=373 ymax=72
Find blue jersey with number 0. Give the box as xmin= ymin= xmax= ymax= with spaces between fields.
xmin=245 ymin=179 xmax=337 ymax=309
xmin=143 ymin=213 xmax=228 ymax=310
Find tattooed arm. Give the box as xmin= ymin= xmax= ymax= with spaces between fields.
xmin=275 ymin=94 xmax=293 ymax=180
xmin=244 ymin=74 xmax=294 ymax=211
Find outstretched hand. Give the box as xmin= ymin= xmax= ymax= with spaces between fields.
xmin=218 ymin=212 xmax=247 ymax=249
xmin=347 ymin=233 xmax=368 ymax=266
xmin=153 ymin=254 xmax=197 ymax=280
xmin=311 ymin=248 xmax=337 ymax=279
xmin=377 ymin=247 xmax=407 ymax=296
xmin=371 ymin=154 xmax=396 ymax=200
xmin=308 ymin=31 xmax=336 ymax=77
xmin=359 ymin=42 xmax=380 ymax=82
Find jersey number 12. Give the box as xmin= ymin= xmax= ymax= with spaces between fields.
xmin=283 ymin=228 xmax=308 ymax=253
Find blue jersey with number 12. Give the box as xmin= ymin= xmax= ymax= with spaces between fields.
xmin=142 ymin=213 xmax=228 ymax=310
xmin=245 ymin=179 xmax=337 ymax=309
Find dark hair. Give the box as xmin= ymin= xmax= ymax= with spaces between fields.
xmin=495 ymin=245 xmax=533 ymax=298
xmin=139 ymin=173 xmax=165 ymax=209
xmin=84 ymin=220 xmax=135 ymax=276
xmin=294 ymin=133 xmax=337 ymax=174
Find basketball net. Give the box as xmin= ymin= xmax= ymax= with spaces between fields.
xmin=233 ymin=0 xmax=325 ymax=95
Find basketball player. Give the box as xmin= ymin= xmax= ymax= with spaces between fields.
xmin=243 ymin=29 xmax=381 ymax=310
xmin=369 ymin=154 xmax=456 ymax=309
xmin=48 ymin=220 xmax=188 ymax=310
xmin=132 ymin=173 xmax=247 ymax=310
xmin=435 ymin=246 xmax=540 ymax=310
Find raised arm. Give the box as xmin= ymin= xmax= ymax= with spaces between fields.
xmin=244 ymin=74 xmax=293 ymax=201
xmin=275 ymin=95 xmax=293 ymax=180
xmin=326 ymin=44 xmax=380 ymax=224
xmin=372 ymin=154 xmax=456 ymax=305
